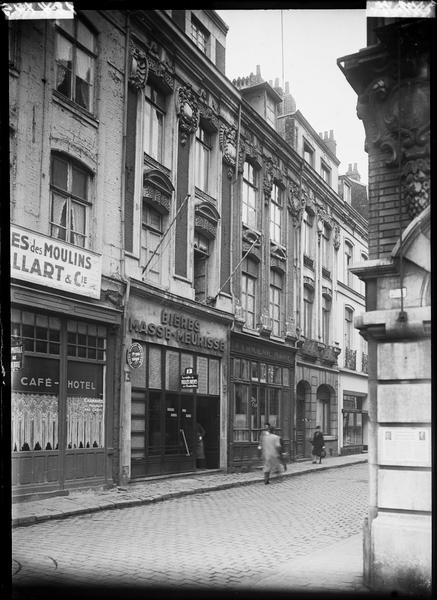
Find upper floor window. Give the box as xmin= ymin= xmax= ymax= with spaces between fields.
xmin=144 ymin=84 xmax=166 ymax=164
xmin=141 ymin=202 xmax=164 ymax=284
xmin=241 ymin=257 xmax=258 ymax=329
xmin=344 ymin=241 xmax=353 ymax=287
xmin=321 ymin=161 xmax=331 ymax=185
xmin=242 ymin=162 xmax=258 ymax=229
xmin=193 ymin=231 xmax=210 ymax=302
xmin=343 ymin=181 xmax=351 ymax=204
xmin=344 ymin=306 xmax=354 ymax=348
xmin=303 ymin=209 xmax=314 ymax=258
xmin=191 ymin=16 xmax=209 ymax=55
xmin=50 ymin=153 xmax=90 ymax=247
xmin=55 ymin=18 xmax=96 ymax=113
xmin=266 ymin=97 xmax=276 ymax=127
xmin=269 ymin=270 xmax=283 ymax=337
xmin=269 ymin=183 xmax=282 ymax=243
xmin=195 ymin=126 xmax=211 ymax=193
xmin=360 ymin=252 xmax=368 ymax=294
xmin=303 ymin=286 xmax=314 ymax=339
xmin=303 ymin=141 xmax=314 ymax=167
xmin=321 ymin=223 xmax=331 ymax=271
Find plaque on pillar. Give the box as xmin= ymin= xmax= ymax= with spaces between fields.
xmin=379 ymin=427 xmax=431 ymax=467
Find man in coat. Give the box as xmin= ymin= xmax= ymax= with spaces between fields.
xmin=260 ymin=423 xmax=282 ymax=484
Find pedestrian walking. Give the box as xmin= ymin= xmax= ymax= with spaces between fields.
xmin=311 ymin=425 xmax=325 ymax=464
xmin=196 ymin=422 xmax=206 ymax=469
xmin=259 ymin=423 xmax=282 ymax=484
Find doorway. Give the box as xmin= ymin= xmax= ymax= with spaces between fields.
xmin=296 ymin=381 xmax=311 ymax=459
xmin=196 ymin=396 xmax=220 ymax=469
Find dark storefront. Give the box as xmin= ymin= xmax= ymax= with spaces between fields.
xmin=11 ymin=287 xmax=121 ymax=499
xmin=229 ymin=332 xmax=295 ymax=471
xmin=126 ymin=291 xmax=229 ymax=478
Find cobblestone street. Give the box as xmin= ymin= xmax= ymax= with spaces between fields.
xmin=12 ymin=463 xmax=368 ymax=594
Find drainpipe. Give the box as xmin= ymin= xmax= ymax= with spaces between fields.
xmin=118 ymin=13 xmax=131 ymax=488
xmin=230 ymin=101 xmax=242 ymax=301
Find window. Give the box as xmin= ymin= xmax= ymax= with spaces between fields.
xmin=303 ymin=209 xmax=313 ymax=258
xmin=303 ymin=287 xmax=314 ymax=339
xmin=322 ymin=296 xmax=331 ymax=345
xmin=343 ymin=394 xmax=363 ymax=446
xmin=55 ymin=18 xmax=96 ymax=112
xmin=344 ymin=307 xmax=354 ymax=348
xmin=242 ymin=162 xmax=258 ymax=229
xmin=360 ymin=253 xmax=367 ymax=295
xmin=321 ymin=162 xmax=331 ymax=185
xmin=144 ymin=84 xmax=165 ymax=163
xmin=141 ymin=203 xmax=163 ymax=283
xmin=344 ymin=241 xmax=353 ymax=286
xmin=191 ymin=16 xmax=209 ymax=55
xmin=266 ymin=97 xmax=276 ymax=127
xmin=269 ymin=270 xmax=283 ymax=337
xmin=318 ymin=386 xmax=331 ymax=435
xmin=195 ymin=126 xmax=211 ymax=193
xmin=269 ymin=183 xmax=282 ymax=243
xmin=343 ymin=181 xmax=351 ymax=204
xmin=241 ymin=257 xmax=258 ymax=329
xmin=303 ymin=141 xmax=314 ymax=166
xmin=321 ymin=224 xmax=331 ymax=271
xmin=193 ymin=231 xmax=209 ymax=302
xmin=50 ymin=154 xmax=90 ymax=247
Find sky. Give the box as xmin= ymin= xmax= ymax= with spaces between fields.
xmin=216 ymin=9 xmax=368 ymax=185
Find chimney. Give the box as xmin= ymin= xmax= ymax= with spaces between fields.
xmin=256 ymin=64 xmax=261 ymax=80
xmin=274 ymin=77 xmax=279 ymax=88
xmin=346 ymin=162 xmax=361 ymax=182
xmin=319 ymin=132 xmax=323 ymax=139
xmin=285 ymin=81 xmax=290 ymax=94
xmin=324 ymin=129 xmax=337 ymax=156
xmin=324 ymin=131 xmax=328 ymax=140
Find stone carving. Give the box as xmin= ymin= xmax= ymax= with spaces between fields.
xmin=176 ymin=85 xmax=200 ymax=145
xmin=197 ymin=87 xmax=220 ymax=131
xmin=263 ymin=158 xmax=274 ymax=202
xmin=242 ymin=228 xmax=261 ymax=261
xmin=129 ymin=40 xmax=174 ymax=92
xmin=402 ymin=157 xmax=430 ymax=219
xmin=219 ymin=125 xmax=238 ymax=178
xmin=129 ymin=44 xmax=149 ymax=90
xmin=194 ymin=202 xmax=220 ymax=239
xmin=143 ymin=169 xmax=174 ymax=215
xmin=287 ymin=180 xmax=306 ymax=227
xmin=333 ymin=223 xmax=341 ymax=250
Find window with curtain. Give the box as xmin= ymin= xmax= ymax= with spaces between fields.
xmin=55 ymin=18 xmax=96 ymax=112
xmin=241 ymin=256 xmax=258 ymax=329
xmin=344 ymin=241 xmax=353 ymax=287
xmin=141 ymin=202 xmax=163 ymax=284
xmin=50 ymin=153 xmax=90 ymax=247
xmin=143 ymin=83 xmax=165 ymax=163
xmin=195 ymin=126 xmax=211 ymax=193
xmin=269 ymin=183 xmax=282 ymax=243
xmin=193 ymin=231 xmax=209 ymax=302
xmin=269 ymin=270 xmax=283 ymax=337
xmin=242 ymin=161 xmax=258 ymax=229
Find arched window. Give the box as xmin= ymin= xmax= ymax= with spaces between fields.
xmin=50 ymin=153 xmax=91 ymax=248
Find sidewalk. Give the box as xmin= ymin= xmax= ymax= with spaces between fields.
xmin=12 ymin=454 xmax=367 ymax=528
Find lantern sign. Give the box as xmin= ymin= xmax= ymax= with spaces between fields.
xmin=127 ymin=342 xmax=144 ymax=369
xmin=11 ymin=345 xmax=23 ymax=372
xmin=180 ymin=367 xmax=198 ymax=390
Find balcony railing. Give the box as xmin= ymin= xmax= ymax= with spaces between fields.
xmin=361 ymin=352 xmax=368 ymax=374
xmin=344 ymin=347 xmax=357 ymax=370
xmin=303 ymin=254 xmax=314 ymax=270
xmin=322 ymin=267 xmax=331 ymax=280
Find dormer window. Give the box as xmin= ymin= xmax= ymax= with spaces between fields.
xmin=266 ymin=97 xmax=276 ymax=128
xmin=343 ymin=180 xmax=351 ymax=204
xmin=191 ymin=15 xmax=209 ymax=55
xmin=321 ymin=161 xmax=331 ymax=185
xmin=303 ymin=140 xmax=314 ymax=167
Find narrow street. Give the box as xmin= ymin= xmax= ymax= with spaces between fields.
xmin=12 ymin=463 xmax=368 ymax=593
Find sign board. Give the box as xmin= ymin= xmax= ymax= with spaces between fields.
xmin=180 ymin=367 xmax=198 ymax=389
xmin=11 ymin=345 xmax=23 ymax=371
xmin=379 ymin=427 xmax=431 ymax=467
xmin=127 ymin=343 xmax=144 ymax=369
xmin=11 ymin=224 xmax=102 ymax=299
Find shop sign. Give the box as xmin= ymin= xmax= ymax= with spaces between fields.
xmin=11 ymin=356 xmax=103 ymax=397
xmin=128 ymin=309 xmax=225 ymax=354
xmin=11 ymin=345 xmax=23 ymax=371
xmin=180 ymin=367 xmax=198 ymax=389
xmin=127 ymin=342 xmax=144 ymax=369
xmin=10 ymin=224 xmax=102 ymax=299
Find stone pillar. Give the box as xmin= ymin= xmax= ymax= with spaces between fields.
xmin=338 ymin=18 xmax=431 ymax=594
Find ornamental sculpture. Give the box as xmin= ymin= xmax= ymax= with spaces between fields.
xmin=287 ymin=180 xmax=306 ymax=227
xmin=129 ymin=44 xmax=149 ymax=90
xmin=197 ymin=87 xmax=220 ymax=132
xmin=219 ymin=125 xmax=241 ymax=178
xmin=333 ymin=223 xmax=341 ymax=250
xmin=176 ymin=85 xmax=200 ymax=146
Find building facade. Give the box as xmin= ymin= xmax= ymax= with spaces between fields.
xmin=338 ymin=16 xmax=431 ymax=594
xmin=9 ymin=8 xmax=369 ymax=496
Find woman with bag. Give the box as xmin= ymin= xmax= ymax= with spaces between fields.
xmin=311 ymin=425 xmax=325 ymax=464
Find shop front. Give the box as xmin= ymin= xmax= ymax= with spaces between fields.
xmin=229 ymin=332 xmax=295 ymax=471
xmin=126 ymin=290 xmax=230 ymax=478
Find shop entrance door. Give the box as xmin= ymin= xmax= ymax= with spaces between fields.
xmin=196 ymin=396 xmax=220 ymax=469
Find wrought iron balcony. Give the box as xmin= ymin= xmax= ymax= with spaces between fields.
xmin=344 ymin=347 xmax=357 ymax=370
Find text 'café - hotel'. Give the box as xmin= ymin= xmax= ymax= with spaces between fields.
xmin=9 ymin=9 xmax=369 ymax=498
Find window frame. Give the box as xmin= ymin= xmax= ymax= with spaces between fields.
xmin=143 ymin=83 xmax=166 ymax=164
xmin=303 ymin=140 xmax=314 ymax=167
xmin=191 ymin=15 xmax=209 ymax=55
xmin=50 ymin=153 xmax=91 ymax=248
xmin=269 ymin=183 xmax=282 ymax=243
xmin=194 ymin=125 xmax=211 ymax=193
xmin=241 ymin=257 xmax=258 ymax=330
xmin=141 ymin=201 xmax=164 ymax=284
xmin=55 ymin=17 xmax=97 ymax=113
xmin=242 ymin=161 xmax=258 ymax=229
xmin=344 ymin=241 xmax=353 ymax=287
xmin=321 ymin=160 xmax=331 ymax=185
xmin=193 ymin=230 xmax=210 ymax=302
xmin=269 ymin=269 xmax=283 ymax=337
xmin=344 ymin=306 xmax=354 ymax=348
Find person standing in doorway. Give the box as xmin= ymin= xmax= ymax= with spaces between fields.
xmin=311 ymin=425 xmax=325 ymax=464
xmin=196 ymin=422 xmax=206 ymax=469
xmin=260 ymin=423 xmax=282 ymax=484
